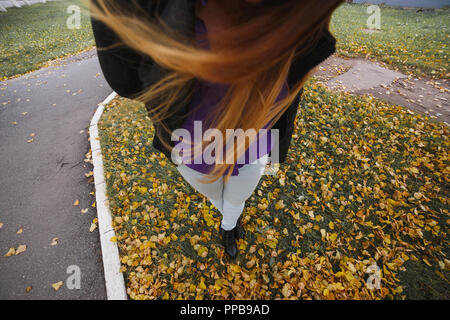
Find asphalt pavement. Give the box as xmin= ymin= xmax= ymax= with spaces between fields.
xmin=0 ymin=50 xmax=111 ymax=299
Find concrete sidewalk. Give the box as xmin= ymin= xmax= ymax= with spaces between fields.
xmin=0 ymin=49 xmax=111 ymax=299
xmin=0 ymin=0 xmax=56 ymax=10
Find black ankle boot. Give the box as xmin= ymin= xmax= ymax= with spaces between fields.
xmin=220 ymin=226 xmax=238 ymax=259
xmin=234 ymin=216 xmax=244 ymax=240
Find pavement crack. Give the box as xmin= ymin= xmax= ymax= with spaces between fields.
xmin=57 ymin=158 xmax=83 ymax=172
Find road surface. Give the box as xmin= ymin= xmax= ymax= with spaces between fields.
xmin=0 ymin=50 xmax=111 ymax=299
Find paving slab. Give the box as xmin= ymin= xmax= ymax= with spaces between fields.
xmin=326 ymin=61 xmax=407 ymax=91
xmin=314 ymin=55 xmax=450 ymax=124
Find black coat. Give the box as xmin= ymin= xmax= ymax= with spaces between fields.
xmin=91 ymin=0 xmax=336 ymax=163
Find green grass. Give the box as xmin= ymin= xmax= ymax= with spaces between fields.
xmin=0 ymin=0 xmax=94 ymax=79
xmin=331 ymin=3 xmax=450 ymax=78
xmin=98 ymin=80 xmax=449 ymax=300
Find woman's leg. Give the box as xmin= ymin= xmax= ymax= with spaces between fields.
xmin=177 ymin=154 xmax=268 ymax=230
xmin=176 ymin=164 xmax=224 ymax=213
xmin=221 ymin=154 xmax=269 ymax=230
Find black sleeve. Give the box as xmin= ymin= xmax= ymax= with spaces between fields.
xmin=274 ymin=28 xmax=336 ymax=163
xmin=287 ymin=27 xmax=337 ymax=88
xmin=90 ymin=0 xmax=157 ymax=99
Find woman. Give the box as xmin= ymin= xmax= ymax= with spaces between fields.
xmin=90 ymin=0 xmax=343 ymax=259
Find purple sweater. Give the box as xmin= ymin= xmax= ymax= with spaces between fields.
xmin=175 ymin=12 xmax=288 ymax=176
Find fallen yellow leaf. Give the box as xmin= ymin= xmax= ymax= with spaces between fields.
xmin=5 ymin=248 xmax=15 ymax=256
xmin=329 ymin=233 xmax=338 ymax=242
xmin=15 ymin=245 xmax=27 ymax=255
xmin=282 ymin=283 xmax=292 ymax=298
xmin=275 ymin=200 xmax=285 ymax=210
xmin=52 ymin=281 xmax=63 ymax=291
xmin=423 ymin=258 xmax=432 ymax=267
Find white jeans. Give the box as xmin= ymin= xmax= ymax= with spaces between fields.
xmin=176 ymin=154 xmax=269 ymax=230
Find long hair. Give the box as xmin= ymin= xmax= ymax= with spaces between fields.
xmin=90 ymin=0 xmax=344 ymax=183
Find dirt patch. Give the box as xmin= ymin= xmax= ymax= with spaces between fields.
xmin=312 ymin=55 xmax=450 ymax=125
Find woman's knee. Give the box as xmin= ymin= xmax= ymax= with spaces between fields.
xmin=177 ymin=164 xmax=224 ymax=201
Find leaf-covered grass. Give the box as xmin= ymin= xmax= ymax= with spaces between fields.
xmin=331 ymin=3 xmax=450 ymax=78
xmin=98 ymin=81 xmax=449 ymax=300
xmin=0 ymin=0 xmax=94 ymax=79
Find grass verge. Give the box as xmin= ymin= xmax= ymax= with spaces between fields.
xmin=98 ymin=81 xmax=449 ymax=300
xmin=0 ymin=0 xmax=94 ymax=79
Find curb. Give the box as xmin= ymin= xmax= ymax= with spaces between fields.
xmin=89 ymin=91 xmax=128 ymax=300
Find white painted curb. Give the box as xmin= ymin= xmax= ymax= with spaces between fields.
xmin=89 ymin=91 xmax=128 ymax=300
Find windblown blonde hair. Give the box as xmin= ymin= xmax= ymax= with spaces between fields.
xmin=90 ymin=0 xmax=344 ymax=183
